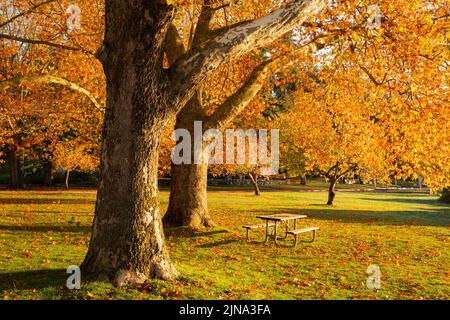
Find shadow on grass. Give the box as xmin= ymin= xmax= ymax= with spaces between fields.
xmin=2 ymin=211 xmax=92 ymax=215
xmin=0 ymin=268 xmax=67 ymax=291
xmin=269 ymin=207 xmax=450 ymax=227
xmin=360 ymin=196 xmax=445 ymax=206
xmin=197 ymin=239 xmax=239 ymax=248
xmin=0 ymin=225 xmax=91 ymax=233
xmin=0 ymin=198 xmax=95 ymax=205
xmin=165 ymin=227 xmax=229 ymax=238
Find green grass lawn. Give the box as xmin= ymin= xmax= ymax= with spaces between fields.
xmin=0 ymin=189 xmax=448 ymax=300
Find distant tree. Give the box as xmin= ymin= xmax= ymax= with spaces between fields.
xmin=439 ymin=188 xmax=450 ymax=204
xmin=53 ymin=140 xmax=98 ymax=190
xmin=279 ymin=68 xmax=390 ymax=205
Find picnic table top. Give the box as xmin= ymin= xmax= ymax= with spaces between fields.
xmin=255 ymin=213 xmax=307 ymax=221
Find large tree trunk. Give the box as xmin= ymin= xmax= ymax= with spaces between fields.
xmin=164 ymin=162 xmax=213 ymax=228
xmin=164 ymin=95 xmax=213 ymax=229
xmin=81 ymin=1 xmax=177 ymax=286
xmin=326 ymin=178 xmax=337 ymax=205
xmin=7 ymin=146 xmax=23 ymax=189
xmin=163 ymin=5 xmax=215 ymax=229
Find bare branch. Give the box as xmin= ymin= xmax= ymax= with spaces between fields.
xmin=0 ymin=75 xmax=104 ymax=112
xmin=359 ymin=64 xmax=388 ymax=86
xmin=205 ymin=61 xmax=272 ymax=130
xmin=0 ymin=34 xmax=94 ymax=55
xmin=168 ymin=0 xmax=327 ymax=113
xmin=337 ymin=164 xmax=359 ymax=179
xmin=0 ymin=0 xmax=57 ymax=29
xmin=205 ymin=42 xmax=313 ymax=129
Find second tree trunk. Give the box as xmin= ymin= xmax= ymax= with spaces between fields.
xmin=164 ymin=94 xmax=213 ymax=229
xmin=164 ymin=162 xmax=213 ymax=228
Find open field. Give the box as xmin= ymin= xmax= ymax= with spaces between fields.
xmin=0 ymin=189 xmax=448 ymax=300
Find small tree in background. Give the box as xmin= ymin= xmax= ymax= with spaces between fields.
xmin=53 ymin=140 xmax=98 ymax=190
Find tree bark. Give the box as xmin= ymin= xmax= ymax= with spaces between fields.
xmin=164 ymin=162 xmax=213 ymax=228
xmin=326 ymin=178 xmax=336 ymax=205
xmin=249 ymin=172 xmax=261 ymax=196
xmin=7 ymin=146 xmax=23 ymax=189
xmin=81 ymin=1 xmax=177 ymax=286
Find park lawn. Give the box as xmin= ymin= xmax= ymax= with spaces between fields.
xmin=0 ymin=189 xmax=448 ymax=300
xmin=206 ymin=178 xmax=391 ymax=192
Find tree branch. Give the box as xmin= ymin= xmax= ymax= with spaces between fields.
xmin=0 ymin=34 xmax=94 ymax=55
xmin=359 ymin=64 xmax=387 ymax=86
xmin=191 ymin=0 xmax=216 ymax=47
xmin=164 ymin=0 xmax=216 ymax=66
xmin=164 ymin=24 xmax=186 ymax=66
xmin=0 ymin=0 xmax=57 ymax=29
xmin=168 ymin=0 xmax=327 ymax=113
xmin=337 ymin=164 xmax=359 ymax=180
xmin=0 ymin=75 xmax=104 ymax=112
xmin=326 ymin=163 xmax=339 ymax=178
xmin=204 ymin=61 xmax=272 ymax=130
xmin=204 ymin=41 xmax=312 ymax=130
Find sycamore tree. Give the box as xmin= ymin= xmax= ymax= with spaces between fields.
xmin=164 ymin=0 xmax=450 ymax=228
xmin=163 ymin=0 xmax=322 ymax=228
xmin=1 ymin=0 xmax=328 ymax=285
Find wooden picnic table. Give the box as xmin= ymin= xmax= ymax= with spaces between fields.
xmin=255 ymin=213 xmax=307 ymax=245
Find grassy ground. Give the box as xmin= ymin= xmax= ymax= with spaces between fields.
xmin=0 ymin=188 xmax=448 ymax=300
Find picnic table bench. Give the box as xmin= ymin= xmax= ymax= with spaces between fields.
xmin=243 ymin=213 xmax=319 ymax=247
xmin=242 ymin=222 xmax=276 ymax=241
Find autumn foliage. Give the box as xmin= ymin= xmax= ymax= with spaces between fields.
xmin=0 ymin=0 xmax=448 ymax=191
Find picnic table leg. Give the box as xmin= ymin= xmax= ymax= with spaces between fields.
xmin=274 ymin=222 xmax=279 ymax=246
xmin=280 ymin=220 xmax=289 ymax=239
xmin=292 ymin=234 xmax=299 ymax=247
xmin=264 ymin=220 xmax=270 ymax=244
xmin=291 ymin=219 xmax=298 ymax=247
xmin=310 ymin=229 xmax=317 ymax=242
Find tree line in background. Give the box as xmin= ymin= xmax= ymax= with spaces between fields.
xmin=0 ymin=0 xmax=449 ymax=284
